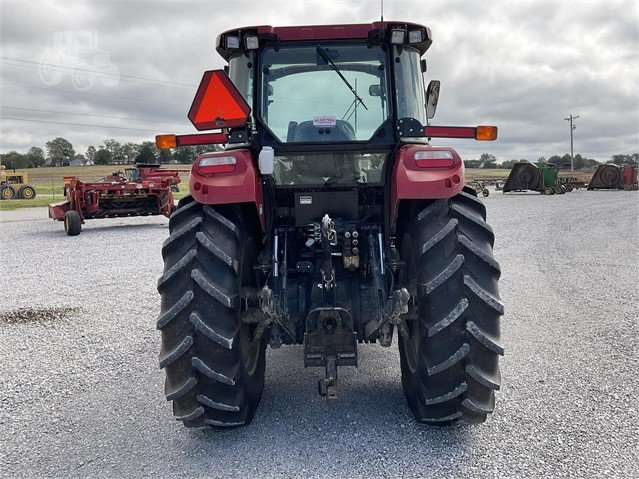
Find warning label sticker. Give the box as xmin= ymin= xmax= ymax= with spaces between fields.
xmin=313 ymin=115 xmax=336 ymax=127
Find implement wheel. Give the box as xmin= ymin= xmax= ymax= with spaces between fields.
xmin=157 ymin=196 xmax=266 ymax=428
xmin=63 ymin=211 xmax=82 ymax=236
xmin=1 ymin=186 xmax=16 ymax=200
xmin=482 ymin=189 xmax=489 ymax=197
xmin=398 ymin=186 xmax=503 ymax=425
xmin=18 ymin=185 xmax=36 ymax=199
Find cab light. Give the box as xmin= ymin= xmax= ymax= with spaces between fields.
xmin=226 ymin=36 xmax=240 ymax=49
xmin=415 ymin=150 xmax=455 ymax=168
xmin=408 ymin=29 xmax=423 ymax=44
xmin=198 ymin=155 xmax=237 ymax=175
xmin=476 ymin=125 xmax=498 ymax=141
xmin=155 ymin=134 xmax=177 ymax=149
xmin=390 ymin=29 xmax=406 ymax=44
xmin=245 ymin=35 xmax=259 ymax=50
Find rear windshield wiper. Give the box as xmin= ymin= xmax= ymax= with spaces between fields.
xmin=316 ymin=45 xmax=367 ymax=111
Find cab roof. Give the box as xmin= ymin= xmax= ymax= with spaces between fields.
xmin=215 ymin=21 xmax=432 ymax=60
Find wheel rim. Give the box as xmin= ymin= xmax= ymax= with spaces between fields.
xmin=64 ymin=217 xmax=69 ymax=231
xmin=23 ymin=188 xmax=33 ymax=198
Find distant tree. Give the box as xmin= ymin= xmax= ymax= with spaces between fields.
xmin=45 ymin=137 xmax=75 ymax=166
xmin=94 ymin=149 xmax=112 ymax=165
xmin=611 ymin=153 xmax=638 ymax=167
xmin=159 ymin=148 xmax=173 ymax=163
xmin=103 ymin=139 xmax=124 ymax=164
xmin=476 ymin=153 xmax=498 ymax=169
xmin=499 ymin=159 xmax=519 ymax=169
xmin=25 ymin=147 xmax=45 ymax=168
xmin=173 ymin=146 xmax=195 ymax=164
xmin=136 ymin=143 xmax=157 ymax=164
xmin=121 ymin=142 xmax=139 ymax=164
xmin=85 ymin=146 xmax=97 ymax=163
xmin=1 ymin=151 xmax=28 ymax=169
xmin=463 ymin=159 xmax=481 ymax=168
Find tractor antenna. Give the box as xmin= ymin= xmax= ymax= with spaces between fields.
xmin=380 ymin=0 xmax=384 ymax=26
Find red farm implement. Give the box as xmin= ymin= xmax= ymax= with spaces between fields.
xmin=125 ymin=163 xmax=182 ymax=192
xmin=48 ymin=167 xmax=176 ymax=236
xmin=587 ymin=163 xmax=639 ymax=190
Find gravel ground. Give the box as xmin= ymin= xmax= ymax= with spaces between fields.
xmin=1 ymin=190 xmax=638 ymax=478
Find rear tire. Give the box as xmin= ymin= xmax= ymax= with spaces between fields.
xmin=63 ymin=211 xmax=82 ymax=236
xmin=157 ymin=196 xmax=266 ymax=428
xmin=398 ymin=186 xmax=503 ymax=425
xmin=1 ymin=186 xmax=16 ymax=200
xmin=18 ymin=185 xmax=36 ymax=199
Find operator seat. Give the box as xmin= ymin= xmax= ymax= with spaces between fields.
xmin=290 ymin=120 xmax=356 ymax=142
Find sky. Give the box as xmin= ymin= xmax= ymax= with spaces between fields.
xmin=0 ymin=0 xmax=637 ymax=163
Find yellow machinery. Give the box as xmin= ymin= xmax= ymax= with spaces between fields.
xmin=0 ymin=165 xmax=37 ymax=199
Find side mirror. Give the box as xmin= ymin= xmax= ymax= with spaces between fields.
xmin=369 ymin=84 xmax=383 ymax=97
xmin=420 ymin=59 xmax=427 ymax=73
xmin=426 ymin=80 xmax=440 ymax=119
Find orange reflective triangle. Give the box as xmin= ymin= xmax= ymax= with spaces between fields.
xmin=188 ymin=70 xmax=251 ymax=131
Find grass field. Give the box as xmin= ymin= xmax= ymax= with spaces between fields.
xmin=1 ymin=165 xmax=597 ymax=211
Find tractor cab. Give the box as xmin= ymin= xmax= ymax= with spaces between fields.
xmin=213 ymin=23 xmax=433 ymax=189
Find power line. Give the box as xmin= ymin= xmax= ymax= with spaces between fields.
xmin=0 ymin=81 xmax=186 ymax=106
xmin=0 ymin=105 xmax=191 ymax=126
xmin=0 ymin=56 xmax=198 ymax=89
xmin=0 ymin=115 xmax=177 ymax=133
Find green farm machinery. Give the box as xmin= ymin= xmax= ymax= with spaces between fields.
xmin=503 ymin=161 xmax=565 ymax=195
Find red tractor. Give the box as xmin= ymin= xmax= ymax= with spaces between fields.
xmin=155 ymin=22 xmax=503 ymax=428
xmin=49 ymin=166 xmax=176 ymax=235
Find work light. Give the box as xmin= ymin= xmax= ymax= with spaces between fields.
xmin=390 ymin=29 xmax=406 ymax=44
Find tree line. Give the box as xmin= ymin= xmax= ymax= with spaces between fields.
xmin=2 ymin=140 xmax=637 ymax=170
xmin=0 ymin=137 xmax=221 ymax=169
xmin=464 ymin=153 xmax=638 ymax=169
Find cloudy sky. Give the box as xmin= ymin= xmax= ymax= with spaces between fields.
xmin=0 ymin=0 xmax=637 ymax=162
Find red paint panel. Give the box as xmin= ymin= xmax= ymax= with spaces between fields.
xmin=48 ymin=200 xmax=71 ymax=221
xmin=188 ymin=70 xmax=251 ymax=131
xmin=189 ymin=149 xmax=265 ymax=230
xmin=177 ymin=132 xmax=228 ymax=146
xmin=424 ymin=126 xmax=476 ymax=139
xmin=390 ymin=145 xmax=465 ymax=231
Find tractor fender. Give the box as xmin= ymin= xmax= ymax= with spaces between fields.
xmin=189 ymin=149 xmax=265 ymax=229
xmin=390 ymin=144 xmax=465 ymax=231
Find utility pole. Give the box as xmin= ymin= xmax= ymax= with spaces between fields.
xmin=564 ymin=114 xmax=579 ymax=172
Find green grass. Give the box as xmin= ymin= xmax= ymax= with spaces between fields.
xmin=0 ymin=197 xmax=55 ymax=211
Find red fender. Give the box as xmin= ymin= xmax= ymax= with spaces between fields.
xmin=390 ymin=144 xmax=465 ymax=232
xmin=189 ymin=149 xmax=265 ymax=229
